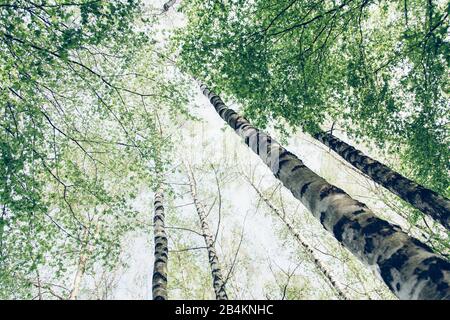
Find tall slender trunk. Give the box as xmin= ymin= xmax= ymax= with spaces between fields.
xmin=69 ymin=252 xmax=88 ymax=300
xmin=69 ymin=223 xmax=99 ymax=300
xmin=200 ymin=83 xmax=450 ymax=300
xmin=152 ymin=190 xmax=168 ymax=300
xmin=163 ymin=0 xmax=176 ymax=12
xmin=246 ymin=177 xmax=350 ymax=300
xmin=186 ymin=163 xmax=228 ymax=300
xmin=314 ymin=132 xmax=450 ymax=230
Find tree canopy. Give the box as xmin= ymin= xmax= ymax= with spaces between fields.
xmin=0 ymin=0 xmax=448 ymax=300
xmin=175 ymin=0 xmax=449 ymax=195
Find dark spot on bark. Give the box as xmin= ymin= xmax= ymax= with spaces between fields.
xmin=320 ymin=212 xmax=327 ymax=225
xmin=409 ymin=188 xmax=448 ymax=226
xmin=379 ymin=246 xmax=410 ymax=291
xmin=414 ymin=257 xmax=450 ymax=293
xmin=224 ymin=109 xmax=236 ymax=121
xmin=218 ymin=107 xmax=227 ymax=118
xmin=362 ymin=217 xmax=395 ymax=237
xmin=235 ymin=117 xmax=246 ymax=130
xmin=333 ymin=216 xmax=361 ymax=242
xmin=256 ymin=132 xmax=260 ymax=154
xmin=364 ymin=238 xmax=374 ymax=254
xmin=353 ymin=209 xmax=365 ymax=215
xmin=387 ymin=172 xmax=403 ymax=185
xmin=154 ymin=216 xmax=165 ymax=225
xmin=228 ymin=114 xmax=240 ymax=129
xmin=319 ymin=185 xmax=346 ymax=200
xmin=396 ymin=283 xmax=401 ymax=291
xmin=300 ymin=182 xmax=312 ymax=197
xmin=411 ymin=238 xmax=433 ymax=253
xmin=291 ymin=164 xmax=306 ymax=172
xmin=362 ymin=162 xmax=371 ymax=172
xmin=278 ymin=159 xmax=290 ymax=172
xmin=154 ymin=237 xmax=168 ymax=247
xmin=343 ymin=146 xmax=358 ymax=161
xmin=354 ymin=200 xmax=368 ymax=208
xmin=240 ymin=123 xmax=251 ymax=132
xmin=278 ymin=150 xmax=294 ymax=161
xmin=155 ymin=254 xmax=168 ymax=264
xmin=152 ymin=272 xmax=167 ymax=283
xmin=211 ymin=96 xmax=220 ymax=105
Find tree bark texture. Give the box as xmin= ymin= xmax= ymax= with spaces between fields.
xmin=314 ymin=132 xmax=450 ymax=231
xmin=163 ymin=0 xmax=176 ymax=12
xmin=152 ymin=190 xmax=168 ymax=300
xmin=186 ymin=164 xmax=228 ymax=300
xmin=248 ymin=179 xmax=350 ymax=300
xmin=200 ymin=83 xmax=450 ymax=300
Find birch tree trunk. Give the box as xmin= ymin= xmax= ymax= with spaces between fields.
xmin=69 ymin=223 xmax=100 ymax=300
xmin=246 ymin=177 xmax=350 ymax=300
xmin=200 ymin=83 xmax=450 ymax=300
xmin=163 ymin=0 xmax=176 ymax=12
xmin=186 ymin=163 xmax=228 ymax=300
xmin=152 ymin=190 xmax=168 ymax=300
xmin=314 ymin=132 xmax=450 ymax=230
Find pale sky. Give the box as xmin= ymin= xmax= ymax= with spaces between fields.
xmin=102 ymin=0 xmax=442 ymax=300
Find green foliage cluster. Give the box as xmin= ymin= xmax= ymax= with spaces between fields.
xmin=174 ymin=0 xmax=449 ymax=195
xmin=0 ymin=0 xmax=189 ymax=299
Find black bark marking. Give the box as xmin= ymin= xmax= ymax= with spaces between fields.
xmin=320 ymin=212 xmax=327 ymax=225
xmin=364 ymin=238 xmax=374 ymax=254
xmin=234 ymin=117 xmax=246 ymax=130
xmin=333 ymin=217 xmax=349 ymax=242
xmin=300 ymin=182 xmax=312 ymax=197
xmin=414 ymin=257 xmax=450 ymax=293
xmin=333 ymin=216 xmax=361 ymax=242
xmin=152 ymin=272 xmax=168 ymax=283
xmin=291 ymin=164 xmax=306 ymax=172
xmin=411 ymin=238 xmax=433 ymax=253
xmin=276 ymin=150 xmax=293 ymax=175
xmin=344 ymin=147 xmax=359 ymax=161
xmin=379 ymin=246 xmax=410 ymax=291
xmin=255 ymin=132 xmax=260 ymax=155
xmin=319 ymin=185 xmax=346 ymax=200
xmin=278 ymin=159 xmax=290 ymax=171
xmin=211 ymin=96 xmax=221 ymax=105
xmin=362 ymin=217 xmax=396 ymax=237
xmin=353 ymin=209 xmax=365 ymax=215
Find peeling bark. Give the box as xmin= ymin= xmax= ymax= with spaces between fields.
xmin=186 ymin=164 xmax=228 ymax=300
xmin=314 ymin=132 xmax=450 ymax=230
xmin=200 ymin=83 xmax=450 ymax=300
xmin=152 ymin=190 xmax=168 ymax=300
xmin=247 ymin=178 xmax=350 ymax=300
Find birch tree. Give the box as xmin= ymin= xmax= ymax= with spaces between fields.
xmin=152 ymin=190 xmax=168 ymax=300
xmin=163 ymin=0 xmax=177 ymax=12
xmin=185 ymin=162 xmax=228 ymax=300
xmin=200 ymin=84 xmax=450 ymax=300
xmin=175 ymin=0 xmax=449 ymax=208
xmin=314 ymin=132 xmax=450 ymax=230
xmin=244 ymin=174 xmax=350 ymax=300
